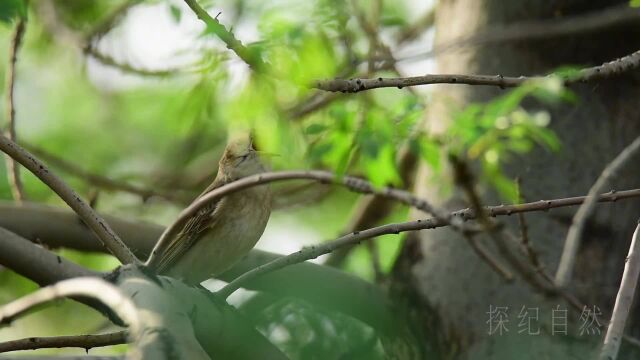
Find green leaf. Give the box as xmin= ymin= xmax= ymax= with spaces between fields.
xmin=169 ymin=4 xmax=182 ymax=23
xmin=359 ymin=135 xmax=380 ymax=158
xmin=363 ymin=144 xmax=401 ymax=187
xmin=304 ymin=123 xmax=328 ymax=135
xmin=381 ymin=15 xmax=407 ymax=27
xmin=0 ymin=0 xmax=26 ymax=24
xmin=418 ymin=138 xmax=441 ymax=171
xmin=631 ymin=0 xmax=640 ymax=8
xmin=307 ymin=142 xmax=333 ymax=162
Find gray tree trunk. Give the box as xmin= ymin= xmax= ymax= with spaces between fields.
xmin=393 ymin=1 xmax=640 ymax=358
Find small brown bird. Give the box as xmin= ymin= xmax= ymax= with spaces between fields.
xmin=147 ymin=135 xmax=271 ymax=284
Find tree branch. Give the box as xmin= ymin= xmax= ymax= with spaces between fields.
xmin=394 ymin=6 xmax=435 ymax=44
xmin=216 ymin=187 xmax=640 ymax=298
xmin=147 ymin=170 xmax=444 ymax=267
xmin=0 ymin=278 xmax=142 ymax=358
xmin=0 ymin=202 xmax=399 ymax=336
xmin=83 ymin=48 xmax=179 ymax=77
xmin=315 ymin=48 xmax=640 ymax=93
xmin=0 ymin=331 xmax=127 ymax=353
xmin=183 ymin=0 xmax=264 ymax=70
xmin=556 ymin=135 xmax=640 ymax=287
xmin=600 ymin=222 xmax=640 ymax=360
xmin=0 ymin=134 xmax=139 ymax=265
xmin=0 ymin=227 xmax=95 ymax=286
xmin=83 ymin=0 xmax=140 ymax=44
xmin=324 ymin=140 xmax=420 ymax=268
xmin=4 ymin=16 xmax=27 ymax=203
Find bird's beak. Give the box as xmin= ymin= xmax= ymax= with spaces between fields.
xmin=255 ymin=151 xmax=280 ymax=158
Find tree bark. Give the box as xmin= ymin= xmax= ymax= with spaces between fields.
xmin=393 ymin=0 xmax=640 ymax=358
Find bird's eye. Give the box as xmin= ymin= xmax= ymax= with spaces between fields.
xmin=238 ymin=154 xmax=250 ymax=163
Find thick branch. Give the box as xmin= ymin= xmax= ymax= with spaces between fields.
xmin=600 ymin=222 xmax=640 ymax=360
xmin=147 ymin=170 xmax=443 ymax=266
xmin=0 ymin=331 xmax=127 ymax=353
xmin=114 ymin=266 xmax=286 ymax=360
xmin=216 ymin=188 xmax=640 ymax=298
xmin=315 ymin=49 xmax=640 ymax=93
xmin=0 ymin=134 xmax=139 ymax=265
xmin=556 ymin=136 xmax=640 ymax=287
xmin=0 ymin=202 xmax=398 ymax=335
xmin=0 ymin=227 xmax=95 ymax=286
xmin=5 ymin=16 xmax=27 ymax=203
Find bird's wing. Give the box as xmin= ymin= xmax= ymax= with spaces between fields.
xmin=150 ymin=175 xmax=227 ymax=273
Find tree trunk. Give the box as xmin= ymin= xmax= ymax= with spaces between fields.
xmin=392 ymin=0 xmax=640 ymax=358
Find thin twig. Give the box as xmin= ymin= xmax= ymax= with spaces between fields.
xmin=556 ymin=136 xmax=640 ymax=287
xmin=36 ymin=0 xmax=179 ymax=78
xmin=81 ymin=0 xmax=180 ymax=78
xmin=450 ymin=156 xmax=556 ymax=292
xmin=183 ymin=0 xmax=264 ymax=70
xmin=216 ymin=187 xmax=640 ymax=298
xmin=515 ymin=179 xmax=547 ymax=277
xmin=4 ymin=16 xmax=27 ymax=204
xmin=324 ymin=124 xmax=422 ymax=268
xmin=0 ymin=331 xmax=127 ymax=353
xmin=27 ymin=144 xmax=189 ymax=204
xmin=84 ymin=0 xmax=141 ymax=44
xmin=84 ymin=48 xmax=179 ymax=77
xmin=285 ymin=5 xmax=433 ymax=121
xmin=462 ymin=232 xmax=514 ymax=281
xmin=394 ymin=6 xmax=436 ymax=44
xmin=0 ymin=134 xmax=139 ymax=265
xmin=449 ymin=155 xmax=522 ymax=283
xmin=147 ymin=170 xmax=445 ymax=266
xmin=600 ymin=222 xmax=640 ymax=360
xmin=315 ymin=48 xmax=640 ymax=93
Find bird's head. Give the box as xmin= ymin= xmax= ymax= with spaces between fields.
xmin=219 ymin=135 xmax=266 ymax=179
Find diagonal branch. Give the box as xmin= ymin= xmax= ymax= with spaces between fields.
xmin=84 ymin=0 xmax=141 ymax=44
xmin=0 ymin=134 xmax=139 ymax=265
xmin=315 ymin=48 xmax=640 ymax=93
xmin=0 ymin=226 xmax=96 ymax=285
xmin=147 ymin=170 xmax=446 ymax=266
xmin=600 ymin=222 xmax=640 ymax=360
xmin=556 ymin=135 xmax=640 ymax=287
xmin=0 ymin=331 xmax=127 ymax=353
xmin=183 ymin=0 xmax=265 ymax=70
xmin=216 ymin=187 xmax=640 ymax=298
xmin=4 ymin=16 xmax=27 ymax=204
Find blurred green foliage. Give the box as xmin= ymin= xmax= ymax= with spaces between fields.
xmin=447 ymin=77 xmax=571 ymax=201
xmin=0 ymin=0 xmax=26 ymax=24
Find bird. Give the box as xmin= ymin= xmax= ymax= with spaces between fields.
xmin=146 ymin=135 xmax=272 ymax=284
